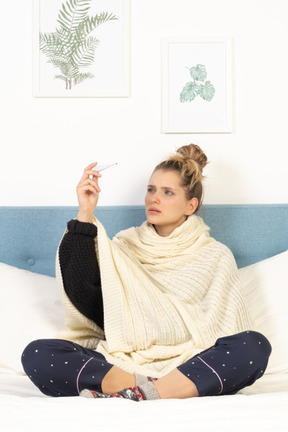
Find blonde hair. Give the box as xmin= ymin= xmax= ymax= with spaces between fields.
xmin=154 ymin=144 xmax=208 ymax=211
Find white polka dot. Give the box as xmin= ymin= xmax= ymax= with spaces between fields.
xmin=224 ymin=379 xmax=226 ymax=381
xmin=259 ymin=342 xmax=262 ymax=344
xmin=250 ymin=361 xmax=253 ymax=364
xmin=226 ymin=351 xmax=230 ymax=354
xmin=191 ymin=362 xmax=195 ymax=364
xmin=65 ymin=361 xmax=68 ymax=364
xmin=187 ymin=374 xmax=190 ymax=377
xmin=51 ymin=364 xmax=54 ymax=367
xmin=222 ymin=364 xmax=226 ymax=367
xmin=234 ymin=367 xmax=237 ymax=370
xmin=243 ymin=342 xmax=247 ymax=344
xmin=35 ymin=350 xmax=38 ymax=353
xmin=50 ymin=380 xmax=53 ymax=383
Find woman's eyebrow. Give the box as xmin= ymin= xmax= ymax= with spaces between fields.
xmin=147 ymin=184 xmax=177 ymax=191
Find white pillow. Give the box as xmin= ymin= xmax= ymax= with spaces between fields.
xmin=239 ymin=250 xmax=288 ymax=375
xmin=0 ymin=263 xmax=65 ymax=375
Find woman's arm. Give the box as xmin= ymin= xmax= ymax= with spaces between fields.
xmin=58 ymin=219 xmax=104 ymax=329
xmin=76 ymin=162 xmax=102 ymax=223
xmin=58 ymin=162 xmax=105 ymax=328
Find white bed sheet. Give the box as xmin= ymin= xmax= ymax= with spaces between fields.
xmin=1 ymin=373 xmax=287 ymax=432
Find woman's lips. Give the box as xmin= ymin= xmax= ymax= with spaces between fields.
xmin=148 ymin=208 xmax=161 ymax=214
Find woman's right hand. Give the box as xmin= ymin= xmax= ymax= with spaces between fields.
xmin=76 ymin=162 xmax=102 ymax=223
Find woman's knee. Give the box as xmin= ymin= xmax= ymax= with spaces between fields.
xmin=242 ymin=330 xmax=271 ymax=358
xmin=21 ymin=339 xmax=59 ymax=377
xmin=234 ymin=330 xmax=272 ymax=373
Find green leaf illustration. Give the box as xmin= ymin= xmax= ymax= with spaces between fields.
xmin=198 ymin=81 xmax=215 ymax=101
xmin=180 ymin=64 xmax=215 ymax=103
xmin=74 ymin=72 xmax=95 ymax=86
xmin=39 ymin=0 xmax=118 ymax=90
xmin=189 ymin=64 xmax=207 ymax=82
xmin=180 ymin=82 xmax=200 ymax=102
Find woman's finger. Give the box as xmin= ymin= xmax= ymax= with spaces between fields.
xmin=87 ymin=170 xmax=102 ymax=180
xmin=77 ymin=179 xmax=101 ymax=194
xmin=79 ymin=162 xmax=98 ymax=182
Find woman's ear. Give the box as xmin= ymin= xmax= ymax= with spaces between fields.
xmin=185 ymin=198 xmax=199 ymax=216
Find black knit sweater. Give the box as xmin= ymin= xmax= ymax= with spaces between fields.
xmin=58 ymin=219 xmax=104 ymax=329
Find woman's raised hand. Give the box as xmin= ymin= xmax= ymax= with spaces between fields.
xmin=76 ymin=162 xmax=102 ymax=223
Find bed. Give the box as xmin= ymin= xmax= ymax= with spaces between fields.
xmin=0 ymin=204 xmax=287 ymax=432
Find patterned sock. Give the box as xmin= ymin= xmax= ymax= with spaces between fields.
xmin=134 ymin=373 xmax=158 ymax=386
xmin=80 ymin=386 xmax=146 ymax=401
xmin=80 ymin=382 xmax=160 ymax=402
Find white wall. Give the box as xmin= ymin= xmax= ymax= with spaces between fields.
xmin=0 ymin=0 xmax=287 ymax=206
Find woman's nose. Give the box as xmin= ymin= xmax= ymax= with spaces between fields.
xmin=152 ymin=193 xmax=160 ymax=203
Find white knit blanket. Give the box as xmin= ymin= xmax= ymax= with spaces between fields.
xmin=57 ymin=215 xmax=252 ymax=377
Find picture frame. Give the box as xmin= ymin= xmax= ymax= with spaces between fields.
xmin=162 ymin=37 xmax=233 ymax=133
xmin=33 ymin=0 xmax=130 ymax=97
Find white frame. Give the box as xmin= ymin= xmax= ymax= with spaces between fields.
xmin=33 ymin=0 xmax=130 ymax=98
xmin=162 ymin=37 xmax=233 ymax=133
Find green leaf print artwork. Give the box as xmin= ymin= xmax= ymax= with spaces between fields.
xmin=39 ymin=0 xmax=118 ymax=90
xmin=180 ymin=64 xmax=215 ymax=103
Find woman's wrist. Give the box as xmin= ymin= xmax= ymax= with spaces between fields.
xmin=76 ymin=210 xmax=94 ymax=223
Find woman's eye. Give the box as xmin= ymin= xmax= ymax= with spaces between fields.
xmin=165 ymin=190 xmax=174 ymax=195
xmin=147 ymin=187 xmax=154 ymax=193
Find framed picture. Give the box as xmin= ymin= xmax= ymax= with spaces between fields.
xmin=33 ymin=0 xmax=130 ymax=97
xmin=162 ymin=37 xmax=233 ymax=133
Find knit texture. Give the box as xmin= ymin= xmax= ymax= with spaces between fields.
xmin=58 ymin=220 xmax=104 ymax=328
xmin=56 ymin=215 xmax=252 ymax=378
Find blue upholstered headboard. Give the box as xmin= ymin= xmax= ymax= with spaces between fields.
xmin=0 ymin=205 xmax=287 ymax=277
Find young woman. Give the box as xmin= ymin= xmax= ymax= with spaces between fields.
xmin=22 ymin=144 xmax=271 ymax=401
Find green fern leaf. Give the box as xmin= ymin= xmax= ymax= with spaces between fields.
xmin=57 ymin=0 xmax=91 ymax=33
xmin=70 ymin=37 xmax=99 ymax=67
xmin=73 ymin=72 xmax=94 ymax=86
xmin=54 ymin=74 xmax=67 ymax=82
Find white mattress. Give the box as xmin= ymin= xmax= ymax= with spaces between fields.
xmin=1 ymin=373 xmax=288 ymax=432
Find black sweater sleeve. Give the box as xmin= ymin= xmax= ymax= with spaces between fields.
xmin=58 ymin=219 xmax=104 ymax=330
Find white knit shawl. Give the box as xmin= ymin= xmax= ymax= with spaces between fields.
xmin=57 ymin=215 xmax=252 ymax=378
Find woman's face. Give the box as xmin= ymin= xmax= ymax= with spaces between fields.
xmin=145 ymin=169 xmax=198 ymax=237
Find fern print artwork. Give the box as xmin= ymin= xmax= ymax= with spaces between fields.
xmin=39 ymin=0 xmax=118 ymax=90
xmin=180 ymin=64 xmax=215 ymax=103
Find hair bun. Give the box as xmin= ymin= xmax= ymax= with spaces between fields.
xmin=176 ymin=144 xmax=208 ymax=172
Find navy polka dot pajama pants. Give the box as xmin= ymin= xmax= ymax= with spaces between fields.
xmin=22 ymin=331 xmax=271 ymax=397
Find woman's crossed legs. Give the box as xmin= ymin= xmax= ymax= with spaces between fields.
xmin=22 ymin=331 xmax=271 ymax=400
